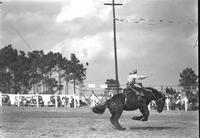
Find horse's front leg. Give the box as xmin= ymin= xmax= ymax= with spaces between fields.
xmin=132 ymin=104 xmax=149 ymax=121
xmin=139 ymin=104 xmax=149 ymax=121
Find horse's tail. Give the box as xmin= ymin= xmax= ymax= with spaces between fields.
xmin=92 ymin=100 xmax=109 ymax=114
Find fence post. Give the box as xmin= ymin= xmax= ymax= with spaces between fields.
xmin=77 ymin=95 xmax=80 ymax=107
xmin=17 ymin=93 xmax=20 ymax=107
xmin=73 ymin=95 xmax=76 ymax=108
xmin=0 ymin=92 xmax=2 ymax=106
xmin=36 ymin=93 xmax=39 ymax=108
xmin=91 ymin=94 xmax=95 ymax=107
xmin=184 ymin=97 xmax=188 ymax=111
xmin=55 ymin=93 xmax=58 ymax=108
xmin=166 ymin=98 xmax=170 ymax=111
xmin=67 ymin=96 xmax=70 ymax=108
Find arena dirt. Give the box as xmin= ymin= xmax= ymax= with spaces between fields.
xmin=0 ymin=106 xmax=199 ymax=138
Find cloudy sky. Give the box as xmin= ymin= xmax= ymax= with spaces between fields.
xmin=0 ymin=0 xmax=198 ymax=88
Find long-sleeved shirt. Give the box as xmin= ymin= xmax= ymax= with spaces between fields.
xmin=128 ymin=73 xmax=148 ymax=83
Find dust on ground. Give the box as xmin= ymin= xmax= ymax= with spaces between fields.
xmin=0 ymin=106 xmax=199 ymax=138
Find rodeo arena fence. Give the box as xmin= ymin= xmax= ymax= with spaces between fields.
xmin=0 ymin=88 xmax=189 ymax=111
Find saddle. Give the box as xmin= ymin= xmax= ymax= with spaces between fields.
xmin=123 ymin=87 xmax=146 ymax=105
xmin=128 ymin=86 xmax=145 ymax=97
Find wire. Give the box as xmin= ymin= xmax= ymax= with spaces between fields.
xmin=115 ymin=17 xmax=194 ymax=26
xmin=1 ymin=1 xmax=32 ymax=51
xmin=9 ymin=24 xmax=32 ymax=51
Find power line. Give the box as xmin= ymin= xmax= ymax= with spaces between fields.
xmin=115 ymin=17 xmax=195 ymax=26
xmin=1 ymin=1 xmax=32 ymax=51
xmin=9 ymin=24 xmax=32 ymax=51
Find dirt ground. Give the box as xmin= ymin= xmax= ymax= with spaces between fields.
xmin=0 ymin=106 xmax=199 ymax=138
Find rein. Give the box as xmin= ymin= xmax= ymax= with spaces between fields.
xmin=148 ymin=89 xmax=164 ymax=102
xmin=149 ymin=90 xmax=156 ymax=100
xmin=156 ymin=95 xmax=165 ymax=102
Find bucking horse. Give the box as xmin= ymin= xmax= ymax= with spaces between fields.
xmin=92 ymin=87 xmax=166 ymax=130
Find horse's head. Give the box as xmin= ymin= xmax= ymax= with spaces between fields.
xmin=145 ymin=87 xmax=166 ymax=113
xmin=155 ymin=93 xmax=166 ymax=113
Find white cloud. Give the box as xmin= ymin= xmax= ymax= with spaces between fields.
xmin=126 ymin=14 xmax=139 ymax=20
xmin=2 ymin=0 xmax=197 ymax=86
xmin=56 ymin=0 xmax=97 ymax=22
xmin=56 ymin=0 xmax=126 ymax=22
xmin=0 ymin=13 xmax=2 ymax=48
xmin=4 ymin=12 xmax=51 ymax=26
xmin=51 ymin=32 xmax=113 ymax=61
xmin=3 ymin=13 xmax=16 ymax=21
xmin=6 ymin=0 xmax=65 ymax=2
xmin=97 ymin=7 xmax=111 ymax=22
xmin=108 ymin=46 xmax=147 ymax=60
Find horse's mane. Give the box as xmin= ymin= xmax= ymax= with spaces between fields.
xmin=145 ymin=87 xmax=163 ymax=98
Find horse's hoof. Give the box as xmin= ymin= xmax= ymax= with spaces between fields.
xmin=140 ymin=118 xmax=148 ymax=121
xmin=116 ymin=127 xmax=126 ymax=130
xmin=132 ymin=116 xmax=141 ymax=120
xmin=132 ymin=117 xmax=137 ymax=120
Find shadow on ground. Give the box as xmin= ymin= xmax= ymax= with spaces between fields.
xmin=129 ymin=126 xmax=178 ymax=131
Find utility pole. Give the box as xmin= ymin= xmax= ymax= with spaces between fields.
xmin=104 ymin=0 xmax=122 ymax=94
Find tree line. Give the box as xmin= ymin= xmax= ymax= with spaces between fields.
xmin=0 ymin=45 xmax=87 ymax=94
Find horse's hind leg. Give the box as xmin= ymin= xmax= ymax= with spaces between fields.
xmin=107 ymin=94 xmax=126 ymax=130
xmin=108 ymin=101 xmax=125 ymax=130
xmin=110 ymin=111 xmax=125 ymax=130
